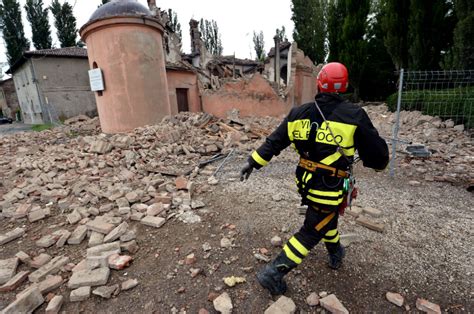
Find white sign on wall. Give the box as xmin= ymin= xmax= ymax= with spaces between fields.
xmin=88 ymin=68 xmax=105 ymax=92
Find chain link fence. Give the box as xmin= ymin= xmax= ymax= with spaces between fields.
xmin=389 ymin=69 xmax=474 ymax=177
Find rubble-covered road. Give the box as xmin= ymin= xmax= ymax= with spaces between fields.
xmin=0 ymin=108 xmax=472 ymax=313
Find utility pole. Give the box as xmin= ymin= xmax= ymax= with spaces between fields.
xmin=274 ymin=35 xmax=280 ymax=89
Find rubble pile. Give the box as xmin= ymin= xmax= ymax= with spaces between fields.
xmin=0 ymin=105 xmax=470 ymax=311
xmin=365 ymin=105 xmax=473 ymax=185
xmin=0 ymin=112 xmax=279 ymax=312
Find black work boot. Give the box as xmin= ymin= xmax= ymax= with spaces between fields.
xmin=256 ymin=253 xmax=297 ymax=295
xmin=327 ymin=244 xmax=345 ymax=270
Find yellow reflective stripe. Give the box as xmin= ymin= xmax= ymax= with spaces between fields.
xmin=307 ymin=195 xmax=344 ymax=206
xmin=251 ymin=151 xmax=269 ymax=167
xmin=283 ymin=245 xmax=302 ymax=264
xmin=289 ymin=237 xmax=309 ymax=257
xmin=305 ymin=173 xmax=312 ymax=183
xmin=316 ymin=121 xmax=357 ymax=148
xmin=320 ymin=151 xmax=342 ymax=166
xmin=308 ymin=189 xmax=343 ymax=197
xmin=288 ymin=119 xmax=311 ymax=141
xmin=325 ymin=229 xmax=338 ymax=237
xmin=323 ymin=234 xmax=340 ymax=243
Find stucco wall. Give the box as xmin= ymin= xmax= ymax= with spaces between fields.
xmin=294 ymin=68 xmax=318 ymax=105
xmin=0 ymin=78 xmax=20 ymax=119
xmin=33 ymin=57 xmax=97 ymax=120
xmin=12 ymin=60 xmax=44 ymax=124
xmin=82 ymin=18 xmax=170 ymax=133
xmin=202 ymin=74 xmax=290 ymax=118
xmin=166 ymin=70 xmax=201 ymax=114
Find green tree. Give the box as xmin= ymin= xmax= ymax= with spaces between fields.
xmin=253 ymin=31 xmax=265 ymax=61
xmin=199 ymin=18 xmax=223 ymax=56
xmin=168 ymin=9 xmax=182 ymax=42
xmin=360 ymin=2 xmax=396 ymax=100
xmin=380 ymin=0 xmax=410 ymax=70
xmin=275 ymin=26 xmax=288 ymax=42
xmin=0 ymin=0 xmax=30 ymax=65
xmin=292 ymin=0 xmax=328 ymax=64
xmin=25 ymin=0 xmax=52 ymax=50
xmin=327 ymin=0 xmax=345 ymax=62
xmin=339 ymin=0 xmax=370 ymax=101
xmin=443 ymin=0 xmax=474 ymax=69
xmin=50 ymin=0 xmax=77 ymax=47
xmin=408 ymin=0 xmax=456 ymax=70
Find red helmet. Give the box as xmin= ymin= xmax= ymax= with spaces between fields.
xmin=317 ymin=62 xmax=349 ymax=93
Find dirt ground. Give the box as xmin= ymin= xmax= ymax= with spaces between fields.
xmin=1 ymin=147 xmax=472 ymax=313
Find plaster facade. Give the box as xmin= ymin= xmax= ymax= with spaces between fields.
xmin=81 ymin=17 xmax=170 ymax=133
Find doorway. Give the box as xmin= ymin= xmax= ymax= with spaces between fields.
xmin=176 ymin=88 xmax=189 ymax=112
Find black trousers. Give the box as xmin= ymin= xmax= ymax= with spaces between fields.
xmin=281 ymin=206 xmax=341 ymax=266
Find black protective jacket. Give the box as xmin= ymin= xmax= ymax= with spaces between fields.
xmin=249 ymin=93 xmax=389 ymax=209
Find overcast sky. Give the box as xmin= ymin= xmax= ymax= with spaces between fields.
xmin=1 ymin=0 xmax=294 ymax=64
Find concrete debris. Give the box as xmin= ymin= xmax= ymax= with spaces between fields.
xmin=220 ymin=237 xmax=232 ymax=248
xmin=68 ymin=225 xmax=88 ymax=245
xmin=362 ymin=207 xmax=382 ymax=217
xmin=0 ymin=258 xmax=19 ymax=285
xmin=319 ymin=294 xmax=349 ymax=314
xmin=356 ymin=216 xmax=385 ymax=233
xmin=254 ymin=253 xmax=271 ymax=263
xmin=121 ymin=279 xmax=138 ymax=291
xmin=213 ymin=292 xmax=233 ymax=314
xmin=103 ymin=222 xmax=129 ymax=243
xmin=264 ymin=296 xmax=296 ymax=314
xmin=93 ymin=284 xmax=119 ymax=299
xmin=0 ymin=228 xmax=25 ymax=245
xmin=29 ymin=256 xmax=69 ymax=283
xmin=108 ymin=254 xmax=133 ymax=270
xmin=0 ymin=270 xmax=30 ymax=292
xmin=386 ymin=292 xmax=404 ymax=307
xmin=306 ymin=292 xmax=320 ymax=306
xmin=141 ymin=215 xmax=166 ymax=228
xmin=416 ymin=298 xmax=442 ymax=314
xmin=45 ymin=295 xmax=63 ymax=314
xmin=270 ymin=236 xmax=283 ymax=247
xmin=0 ymin=285 xmax=44 ymax=314
xmin=68 ymin=267 xmax=110 ymax=289
xmin=15 ymin=251 xmax=31 ymax=264
xmin=38 ymin=275 xmax=63 ymax=294
xmin=70 ymin=286 xmax=91 ymax=302
xmin=31 ymin=253 xmax=52 ymax=269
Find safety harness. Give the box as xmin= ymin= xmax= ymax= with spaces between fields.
xmin=297 ymin=101 xmax=357 ymax=211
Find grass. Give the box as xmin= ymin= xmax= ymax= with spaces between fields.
xmin=31 ymin=123 xmax=55 ymax=132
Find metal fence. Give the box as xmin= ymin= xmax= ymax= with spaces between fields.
xmin=389 ymin=69 xmax=474 ymax=177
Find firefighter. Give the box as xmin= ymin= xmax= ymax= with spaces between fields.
xmin=240 ymin=62 xmax=389 ymax=295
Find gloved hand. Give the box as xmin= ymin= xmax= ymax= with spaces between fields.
xmin=240 ymin=162 xmax=254 ymax=181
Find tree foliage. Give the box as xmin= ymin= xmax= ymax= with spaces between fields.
xmin=25 ymin=0 xmax=52 ymax=50
xmin=407 ymin=0 xmax=456 ymax=70
xmin=275 ymin=26 xmax=288 ymax=42
xmin=443 ymin=0 xmax=474 ymax=69
xmin=168 ymin=9 xmax=182 ymax=42
xmin=0 ymin=0 xmax=30 ymax=65
xmin=380 ymin=0 xmax=410 ymax=70
xmin=359 ymin=3 xmax=396 ymax=100
xmin=327 ymin=0 xmax=345 ymax=62
xmin=50 ymin=0 xmax=77 ymax=48
xmin=253 ymin=31 xmax=265 ymax=61
xmin=339 ymin=0 xmax=371 ymax=101
xmin=199 ymin=18 xmax=223 ymax=56
xmin=291 ymin=0 xmax=327 ymax=64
